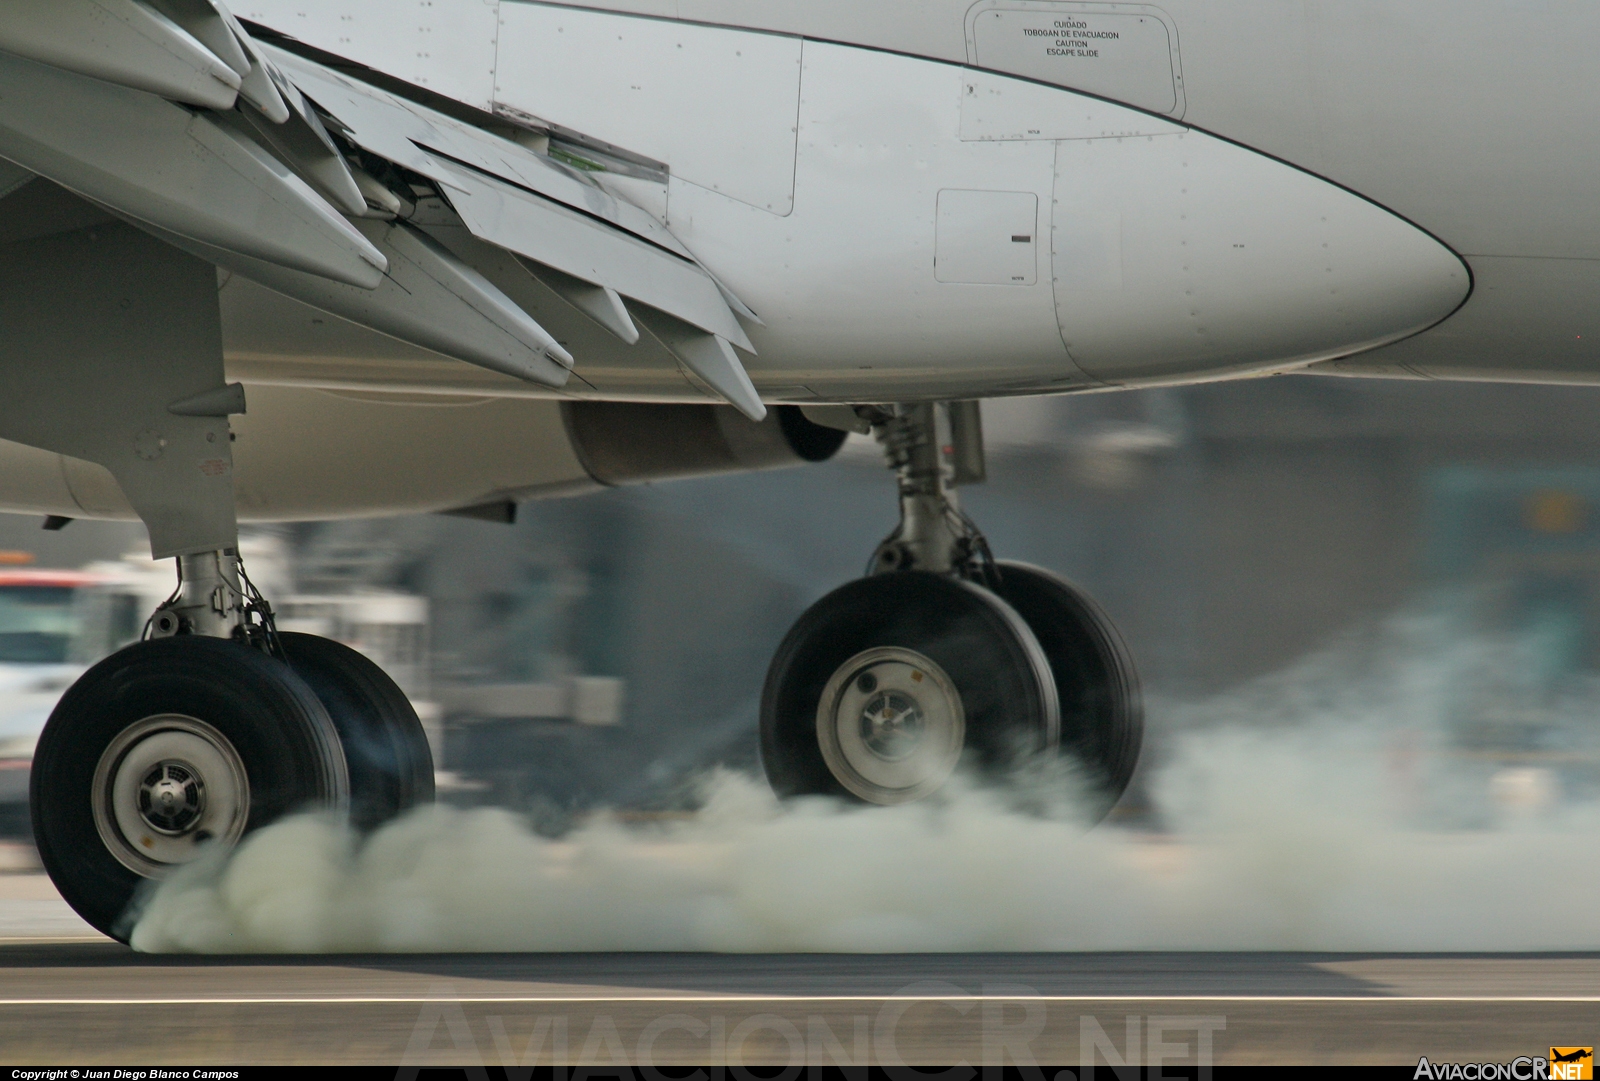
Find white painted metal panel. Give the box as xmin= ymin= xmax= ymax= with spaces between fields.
xmin=147 ymin=218 xmax=571 ymax=387
xmin=494 ymin=4 xmax=802 ymax=214
xmin=266 ymin=45 xmax=692 ymax=258
xmin=432 ymin=159 xmax=752 ymax=349
xmin=239 ymin=0 xmax=501 ymax=110
xmin=151 ymin=0 xmax=253 ymax=78
xmin=1052 ymin=131 xmax=1471 ymax=384
xmin=219 ymin=240 xmax=709 ymax=402
xmin=959 ymin=70 xmax=1182 ymax=142
xmin=1309 ymin=257 xmax=1600 ymax=385
xmin=0 ymin=0 xmax=242 ymax=109
xmin=666 ymin=40 xmax=1463 ymax=402
xmin=0 ymin=52 xmax=385 ymax=288
xmin=1052 ymin=209 xmax=1121 ymax=290
xmin=965 ymin=1 xmax=1185 ymax=116
xmin=629 ymin=305 xmax=763 ymax=419
xmin=935 ymin=190 xmax=1038 ymax=285
xmin=662 ymin=42 xmax=1078 ymax=400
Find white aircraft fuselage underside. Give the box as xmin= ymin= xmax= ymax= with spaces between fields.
xmin=216 ymin=0 xmax=1479 ymax=403
xmin=0 ymin=0 xmax=1579 ymax=525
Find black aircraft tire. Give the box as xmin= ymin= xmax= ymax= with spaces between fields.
xmin=279 ymin=631 xmax=434 ymax=831
xmin=990 ymin=561 xmax=1143 ymax=821
xmin=760 ymin=571 xmax=1058 ymax=804
xmin=30 ymin=637 xmax=347 ymax=941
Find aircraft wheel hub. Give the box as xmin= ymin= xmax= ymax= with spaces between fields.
xmin=818 ymin=647 xmax=964 ymax=804
xmin=92 ymin=715 xmax=249 ymax=876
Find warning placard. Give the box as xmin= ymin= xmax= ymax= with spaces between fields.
xmin=969 ymin=4 xmax=1181 ymax=115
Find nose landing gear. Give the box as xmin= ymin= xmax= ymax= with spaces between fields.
xmin=760 ymin=402 xmax=1142 ymax=817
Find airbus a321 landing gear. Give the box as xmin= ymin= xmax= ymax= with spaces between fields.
xmin=0 ymin=228 xmax=433 ymax=941
xmin=761 ymin=402 xmax=1142 ymax=816
xmin=30 ymin=551 xmax=434 ymax=939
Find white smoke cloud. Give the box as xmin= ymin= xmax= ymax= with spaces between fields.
xmin=127 ymin=612 xmax=1600 ymax=953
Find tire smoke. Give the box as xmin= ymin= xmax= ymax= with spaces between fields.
xmin=129 ymin=618 xmax=1600 ymax=953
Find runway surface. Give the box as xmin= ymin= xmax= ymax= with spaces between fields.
xmin=0 ymin=873 xmax=1593 ymax=1066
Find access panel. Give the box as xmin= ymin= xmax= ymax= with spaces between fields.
xmin=936 ymin=189 xmax=1039 ymax=286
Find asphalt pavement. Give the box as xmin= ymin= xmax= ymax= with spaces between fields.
xmin=0 ymin=873 xmax=1592 ymax=1066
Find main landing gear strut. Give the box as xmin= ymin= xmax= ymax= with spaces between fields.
xmin=761 ymin=402 xmax=1142 ymax=814
xmin=0 ymin=224 xmax=432 ymax=940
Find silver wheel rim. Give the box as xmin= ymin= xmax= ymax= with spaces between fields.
xmin=92 ymin=714 xmax=249 ymax=878
xmin=816 ymin=646 xmax=965 ymax=804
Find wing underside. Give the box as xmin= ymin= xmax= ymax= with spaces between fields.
xmin=0 ymin=1 xmax=766 ymax=419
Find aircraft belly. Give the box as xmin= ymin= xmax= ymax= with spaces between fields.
xmin=1 ymin=0 xmax=1488 ymax=406
xmin=664 ymin=42 xmax=1092 ymax=400
xmin=1308 ymin=257 xmax=1600 ymax=386
xmin=217 ymin=2 xmax=1485 ymax=397
xmin=0 ymin=386 xmax=596 ymax=523
xmin=1052 ymin=128 xmax=1471 ymax=385
xmin=670 ymin=42 xmax=1466 ymax=396
xmin=227 ymin=386 xmax=593 ymax=520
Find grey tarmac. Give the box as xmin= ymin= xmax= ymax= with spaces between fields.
xmin=0 ymin=943 xmax=1596 ymax=1066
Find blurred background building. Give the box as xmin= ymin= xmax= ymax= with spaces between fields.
xmin=6 ymin=374 xmax=1600 ymax=828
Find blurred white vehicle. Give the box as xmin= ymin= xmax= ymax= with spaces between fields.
xmin=0 ymin=539 xmax=431 ymax=836
xmin=0 ymin=568 xmax=151 ymax=831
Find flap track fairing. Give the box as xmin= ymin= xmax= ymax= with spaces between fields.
xmin=0 ymin=51 xmax=385 ymax=288
xmin=0 ymin=0 xmax=760 ymax=403
xmin=0 ymin=0 xmax=241 ymax=110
